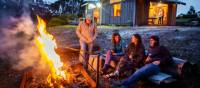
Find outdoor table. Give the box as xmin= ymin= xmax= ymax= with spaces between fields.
xmin=148 ymin=17 xmax=157 ymax=24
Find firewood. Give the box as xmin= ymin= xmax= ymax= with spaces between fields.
xmin=75 ymin=63 xmax=96 ymax=88
xmin=20 ymin=70 xmax=33 ymax=88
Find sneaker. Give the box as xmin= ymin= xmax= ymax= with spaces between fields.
xmin=114 ymin=71 xmax=119 ymax=76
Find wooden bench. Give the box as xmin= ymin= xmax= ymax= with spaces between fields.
xmin=88 ymin=54 xmax=116 ymax=72
xmin=148 ymin=57 xmax=187 ymax=84
xmin=88 ymin=55 xmax=188 ymax=85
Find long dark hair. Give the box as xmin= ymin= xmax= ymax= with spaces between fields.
xmin=112 ymin=32 xmax=121 ymax=44
xmin=132 ymin=34 xmax=144 ymax=51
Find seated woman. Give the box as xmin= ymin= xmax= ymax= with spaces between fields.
xmin=102 ymin=32 xmax=125 ymax=74
xmin=105 ymin=34 xmax=145 ymax=77
xmin=114 ymin=35 xmax=174 ymax=88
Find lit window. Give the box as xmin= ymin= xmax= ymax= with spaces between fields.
xmin=113 ymin=3 xmax=121 ymax=17
xmin=110 ymin=0 xmax=121 ymax=4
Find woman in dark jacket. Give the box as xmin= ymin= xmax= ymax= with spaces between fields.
xmin=124 ymin=34 xmax=145 ymax=68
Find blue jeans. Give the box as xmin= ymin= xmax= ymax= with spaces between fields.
xmin=122 ymin=63 xmax=160 ymax=88
xmin=104 ymin=50 xmax=122 ymax=65
xmin=79 ymin=40 xmax=93 ymax=66
xmin=103 ymin=50 xmax=122 ymax=72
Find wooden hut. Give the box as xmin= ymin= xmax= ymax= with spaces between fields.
xmin=86 ymin=0 xmax=186 ymax=26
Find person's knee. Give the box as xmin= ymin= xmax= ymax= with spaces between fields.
xmin=80 ymin=46 xmax=86 ymax=51
xmin=107 ymin=50 xmax=111 ymax=54
xmin=80 ymin=43 xmax=87 ymax=50
xmin=88 ymin=44 xmax=93 ymax=51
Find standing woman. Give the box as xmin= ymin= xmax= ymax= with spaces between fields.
xmin=76 ymin=15 xmax=97 ymax=68
xmin=102 ymin=32 xmax=125 ymax=74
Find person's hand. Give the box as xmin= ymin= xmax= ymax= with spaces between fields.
xmin=145 ymin=56 xmax=151 ymax=63
xmin=128 ymin=52 xmax=133 ymax=59
xmin=92 ymin=37 xmax=96 ymax=42
xmin=153 ymin=60 xmax=160 ymax=65
xmin=112 ymin=53 xmax=117 ymax=55
xmin=87 ymin=39 xmax=93 ymax=43
xmin=110 ymin=50 xmax=114 ymax=53
xmin=129 ymin=54 xmax=133 ymax=59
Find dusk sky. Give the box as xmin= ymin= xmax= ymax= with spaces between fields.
xmin=44 ymin=0 xmax=57 ymax=3
xmin=177 ymin=0 xmax=200 ymax=15
xmin=45 ymin=0 xmax=200 ymax=16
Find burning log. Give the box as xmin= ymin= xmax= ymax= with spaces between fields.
xmin=20 ymin=64 xmax=96 ymax=88
xmin=20 ymin=70 xmax=33 ymax=88
xmin=19 ymin=16 xmax=98 ymax=88
xmin=72 ymin=63 xmax=96 ymax=88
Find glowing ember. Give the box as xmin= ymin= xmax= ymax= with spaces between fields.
xmin=35 ymin=16 xmax=69 ymax=87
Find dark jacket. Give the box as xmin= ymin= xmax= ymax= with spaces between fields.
xmin=148 ymin=46 xmax=174 ymax=69
xmin=125 ymin=43 xmax=145 ymax=67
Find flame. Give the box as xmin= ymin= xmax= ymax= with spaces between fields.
xmin=35 ymin=16 xmax=69 ymax=86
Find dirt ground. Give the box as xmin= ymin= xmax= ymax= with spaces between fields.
xmin=48 ymin=26 xmax=200 ymax=88
xmin=0 ymin=26 xmax=200 ymax=88
xmin=49 ymin=26 xmax=200 ymax=63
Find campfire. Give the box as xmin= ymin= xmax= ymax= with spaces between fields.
xmin=20 ymin=16 xmax=97 ymax=88
xmin=35 ymin=16 xmax=71 ymax=87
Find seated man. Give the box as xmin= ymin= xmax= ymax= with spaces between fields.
xmin=113 ymin=35 xmax=174 ymax=88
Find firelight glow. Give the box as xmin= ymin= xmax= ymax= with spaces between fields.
xmin=35 ymin=16 xmax=69 ymax=86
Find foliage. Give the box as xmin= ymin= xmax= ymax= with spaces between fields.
xmin=48 ymin=17 xmax=68 ymax=27
xmin=50 ymin=0 xmax=84 ymax=16
xmin=48 ymin=14 xmax=78 ymax=27
xmin=187 ymin=6 xmax=196 ymax=15
xmin=176 ymin=6 xmax=200 ymax=26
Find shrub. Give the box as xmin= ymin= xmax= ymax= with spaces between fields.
xmin=48 ymin=17 xmax=68 ymax=27
xmin=48 ymin=14 xmax=77 ymax=27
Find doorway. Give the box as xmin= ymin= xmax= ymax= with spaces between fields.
xmin=148 ymin=2 xmax=168 ymax=25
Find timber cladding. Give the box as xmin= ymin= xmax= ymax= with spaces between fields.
xmin=99 ymin=0 xmax=179 ymax=26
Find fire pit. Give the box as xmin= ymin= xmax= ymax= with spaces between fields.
xmin=20 ymin=16 xmax=97 ymax=88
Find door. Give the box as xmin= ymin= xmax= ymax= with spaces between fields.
xmin=148 ymin=2 xmax=168 ymax=25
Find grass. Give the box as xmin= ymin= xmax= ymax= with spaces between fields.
xmin=49 ymin=25 xmax=77 ymax=30
xmin=176 ymin=18 xmax=191 ymax=23
xmin=48 ymin=25 xmax=132 ymax=30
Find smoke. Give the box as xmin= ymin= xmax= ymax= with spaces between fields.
xmin=0 ymin=0 xmax=52 ymax=72
xmin=0 ymin=14 xmax=41 ymax=71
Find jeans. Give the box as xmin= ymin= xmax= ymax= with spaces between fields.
xmin=122 ymin=63 xmax=160 ymax=88
xmin=103 ymin=50 xmax=122 ymax=71
xmin=79 ymin=40 xmax=93 ymax=67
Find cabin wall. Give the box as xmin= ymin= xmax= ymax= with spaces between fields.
xmin=101 ymin=0 xmax=136 ymax=25
xmin=101 ymin=0 xmax=178 ymax=26
xmin=135 ymin=0 xmax=149 ymax=26
xmin=168 ymin=4 xmax=177 ymax=25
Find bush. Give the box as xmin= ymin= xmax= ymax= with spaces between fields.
xmin=48 ymin=17 xmax=68 ymax=27
xmin=176 ymin=18 xmax=200 ymax=26
xmin=48 ymin=14 xmax=77 ymax=27
xmin=182 ymin=14 xmax=198 ymax=18
xmin=176 ymin=14 xmax=200 ymax=26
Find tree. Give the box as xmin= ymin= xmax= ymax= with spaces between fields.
xmin=50 ymin=0 xmax=61 ymax=10
xmin=77 ymin=0 xmax=85 ymax=17
xmin=187 ymin=6 xmax=196 ymax=15
xmin=50 ymin=0 xmax=85 ymax=16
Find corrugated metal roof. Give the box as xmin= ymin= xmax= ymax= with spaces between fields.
xmin=162 ymin=0 xmax=186 ymax=5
